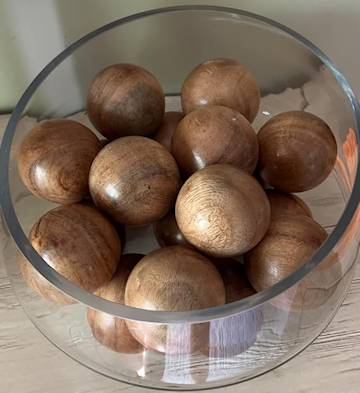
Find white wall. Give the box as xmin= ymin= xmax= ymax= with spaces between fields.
xmin=1 ymin=0 xmax=359 ymax=111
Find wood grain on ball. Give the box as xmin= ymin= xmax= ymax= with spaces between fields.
xmin=17 ymin=119 xmax=102 ymax=204
xmin=175 ymin=164 xmax=271 ymax=257
xmin=19 ymin=204 xmax=121 ymax=304
xmin=153 ymin=111 xmax=184 ymax=151
xmin=258 ymin=111 xmax=337 ymax=192
xmin=89 ymin=136 xmax=181 ymax=226
xmin=172 ymin=105 xmax=258 ymax=177
xmin=87 ymin=254 xmax=143 ymax=353
xmin=125 ymin=246 xmax=225 ymax=353
xmin=181 ymin=58 xmax=260 ymax=122
xmin=87 ymin=64 xmax=165 ymax=139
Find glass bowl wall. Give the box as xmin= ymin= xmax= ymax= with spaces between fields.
xmin=1 ymin=6 xmax=359 ymax=390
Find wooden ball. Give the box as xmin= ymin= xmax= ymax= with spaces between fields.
xmin=89 ymin=136 xmax=181 ymax=226
xmin=175 ymin=164 xmax=271 ymax=257
xmin=18 ymin=255 xmax=74 ymax=304
xmin=258 ymin=111 xmax=337 ymax=192
xmin=87 ymin=64 xmax=165 ymax=140
xmin=17 ymin=119 xmax=102 ymax=204
xmin=244 ymin=215 xmax=336 ymax=311
xmin=153 ymin=211 xmax=192 ymax=248
xmin=181 ymin=58 xmax=260 ymax=122
xmin=266 ymin=190 xmax=312 ymax=219
xmin=87 ymin=254 xmax=143 ymax=353
xmin=19 ymin=204 xmax=121 ymax=304
xmin=172 ymin=106 xmax=258 ymax=177
xmin=153 ymin=111 xmax=184 ymax=151
xmin=125 ymin=246 xmax=225 ymax=353
xmin=211 ymin=258 xmax=255 ymax=303
xmin=204 ymin=258 xmax=263 ymax=358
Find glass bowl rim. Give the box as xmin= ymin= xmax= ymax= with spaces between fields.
xmin=1 ymin=5 xmax=359 ymax=324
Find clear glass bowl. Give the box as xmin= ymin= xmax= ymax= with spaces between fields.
xmin=1 ymin=5 xmax=360 ymax=390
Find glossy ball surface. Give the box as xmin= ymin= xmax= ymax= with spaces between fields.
xmin=181 ymin=58 xmax=260 ymax=122
xmin=87 ymin=254 xmax=143 ymax=353
xmin=125 ymin=246 xmax=225 ymax=353
xmin=87 ymin=64 xmax=165 ymax=140
xmin=258 ymin=111 xmax=337 ymax=192
xmin=172 ymin=106 xmax=258 ymax=177
xmin=175 ymin=164 xmax=271 ymax=257
xmin=17 ymin=119 xmax=102 ymax=204
xmin=19 ymin=204 xmax=121 ymax=304
xmin=89 ymin=136 xmax=181 ymax=226
xmin=153 ymin=111 xmax=184 ymax=151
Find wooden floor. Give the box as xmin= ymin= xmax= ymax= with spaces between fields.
xmin=1 ymin=90 xmax=360 ymax=393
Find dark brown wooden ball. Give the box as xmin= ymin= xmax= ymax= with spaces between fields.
xmin=17 ymin=119 xmax=102 ymax=204
xmin=153 ymin=211 xmax=192 ymax=248
xmin=19 ymin=204 xmax=121 ymax=304
xmin=153 ymin=111 xmax=184 ymax=151
xmin=172 ymin=106 xmax=258 ymax=177
xmin=266 ymin=190 xmax=312 ymax=219
xmin=125 ymin=246 xmax=225 ymax=353
xmin=87 ymin=254 xmax=143 ymax=353
xmin=89 ymin=136 xmax=181 ymax=226
xmin=181 ymin=58 xmax=260 ymax=122
xmin=175 ymin=164 xmax=271 ymax=257
xmin=211 ymin=258 xmax=256 ymax=303
xmin=87 ymin=64 xmax=165 ymax=140
xmin=258 ymin=111 xmax=337 ymax=192
xmin=244 ymin=215 xmax=337 ymax=311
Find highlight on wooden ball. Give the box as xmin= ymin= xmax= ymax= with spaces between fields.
xmin=17 ymin=119 xmax=102 ymax=204
xmin=19 ymin=203 xmax=121 ymax=304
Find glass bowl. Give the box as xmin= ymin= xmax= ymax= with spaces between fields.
xmin=1 ymin=5 xmax=360 ymax=390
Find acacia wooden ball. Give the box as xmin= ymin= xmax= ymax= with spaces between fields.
xmin=153 ymin=211 xmax=192 ymax=248
xmin=211 ymin=258 xmax=256 ymax=303
xmin=266 ymin=190 xmax=312 ymax=219
xmin=89 ymin=136 xmax=181 ymax=226
xmin=153 ymin=111 xmax=184 ymax=151
xmin=19 ymin=204 xmax=121 ymax=304
xmin=17 ymin=119 xmax=102 ymax=204
xmin=175 ymin=164 xmax=271 ymax=257
xmin=244 ymin=215 xmax=335 ymax=311
xmin=87 ymin=64 xmax=165 ymax=140
xmin=172 ymin=106 xmax=258 ymax=177
xmin=125 ymin=246 xmax=226 ymax=353
xmin=258 ymin=111 xmax=337 ymax=192
xmin=87 ymin=254 xmax=143 ymax=353
xmin=181 ymin=58 xmax=260 ymax=122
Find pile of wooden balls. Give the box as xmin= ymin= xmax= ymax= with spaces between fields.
xmin=17 ymin=58 xmax=337 ymax=354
